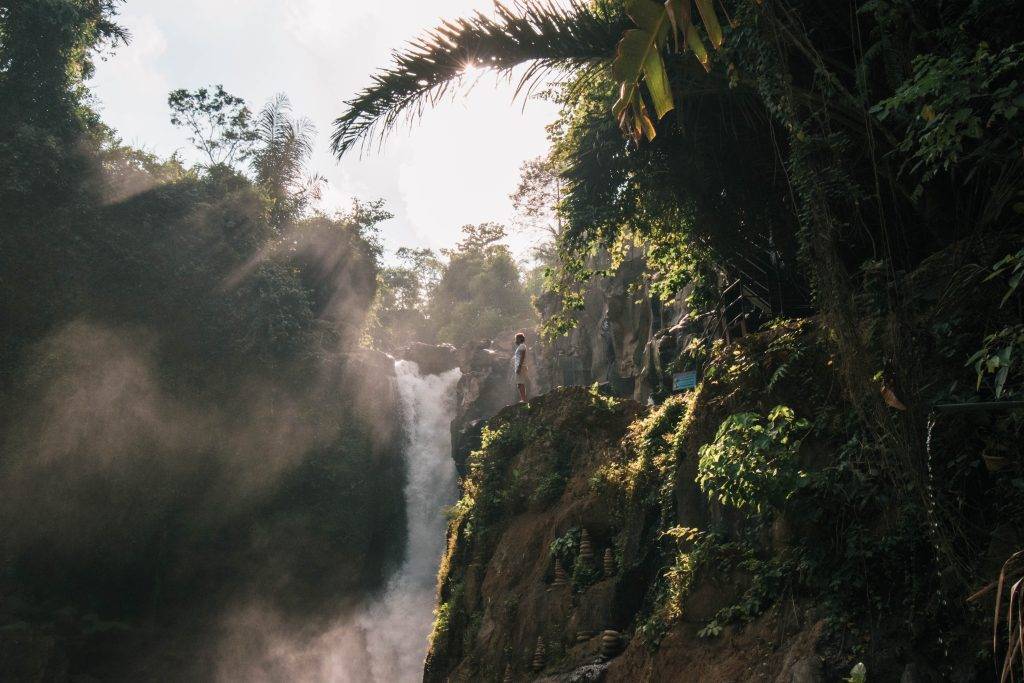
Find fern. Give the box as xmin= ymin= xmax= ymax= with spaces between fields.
xmin=767 ymin=343 xmax=806 ymax=392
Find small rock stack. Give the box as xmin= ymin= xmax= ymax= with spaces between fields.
xmin=600 ymin=630 xmax=623 ymax=659
xmin=579 ymin=529 xmax=594 ymax=565
xmin=603 ymin=547 xmax=615 ymax=577
xmin=502 ymin=663 xmax=513 ymax=683
xmin=551 ymin=558 xmax=568 ymax=587
xmin=532 ymin=637 xmax=546 ymax=672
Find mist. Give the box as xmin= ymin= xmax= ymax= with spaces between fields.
xmin=0 ymin=6 xmax=522 ymax=679
xmin=211 ymin=363 xmax=462 ymax=682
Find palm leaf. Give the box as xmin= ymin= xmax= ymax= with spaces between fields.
xmin=331 ymin=0 xmax=627 ymax=157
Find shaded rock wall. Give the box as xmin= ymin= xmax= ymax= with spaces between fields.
xmin=534 ymin=250 xmax=695 ymax=406
xmin=423 ymin=321 xmax=971 ymax=682
xmin=425 ymin=386 xmax=831 ymax=682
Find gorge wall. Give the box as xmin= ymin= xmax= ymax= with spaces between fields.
xmin=421 ymin=237 xmax=1015 ymax=683
xmin=427 ymin=312 xmax=1000 ymax=682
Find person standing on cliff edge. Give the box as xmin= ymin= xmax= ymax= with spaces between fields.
xmin=512 ymin=331 xmax=528 ymax=403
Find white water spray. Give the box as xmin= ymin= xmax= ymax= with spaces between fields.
xmin=215 ymin=361 xmax=461 ymax=682
xmin=352 ymin=360 xmax=462 ymax=682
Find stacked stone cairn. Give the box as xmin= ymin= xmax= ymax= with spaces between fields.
xmin=579 ymin=529 xmax=595 ymax=565
xmin=603 ymin=547 xmax=615 ymax=577
xmin=575 ymin=630 xmax=596 ymax=643
xmin=600 ymin=630 xmax=623 ymax=660
xmin=551 ymin=558 xmax=568 ymax=587
xmin=503 ymin=663 xmax=513 ymax=683
xmin=532 ymin=637 xmax=546 ymax=672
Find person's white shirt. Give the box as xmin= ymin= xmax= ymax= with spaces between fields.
xmin=512 ymin=342 xmax=527 ymax=378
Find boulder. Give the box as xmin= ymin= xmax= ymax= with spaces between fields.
xmin=397 ymin=342 xmax=458 ymax=375
xmin=785 ymin=657 xmax=823 ymax=683
xmin=535 ymin=662 xmax=609 ymax=682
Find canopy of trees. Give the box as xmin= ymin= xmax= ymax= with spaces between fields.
xmin=0 ymin=3 xmax=406 ymax=678
xmin=336 ymin=0 xmax=1024 ymax=676
xmin=368 ymin=223 xmax=536 ymax=350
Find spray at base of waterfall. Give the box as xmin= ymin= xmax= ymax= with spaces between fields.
xmin=213 ymin=360 xmax=461 ymax=682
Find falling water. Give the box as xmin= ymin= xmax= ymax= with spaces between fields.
xmin=224 ymin=361 xmax=462 ymax=682
xmin=352 ymin=360 xmax=462 ymax=682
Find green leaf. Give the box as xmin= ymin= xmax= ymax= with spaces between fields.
xmin=627 ymin=0 xmax=668 ymax=35
xmin=1002 ymin=269 xmax=1023 ymax=306
xmin=612 ymin=17 xmax=675 ymax=138
xmin=684 ymin=22 xmax=710 ymax=71
xmin=612 ymin=29 xmax=653 ymax=82
xmin=995 ymin=365 xmax=1009 ymax=398
xmin=642 ymin=46 xmax=675 ymax=118
xmin=694 ymin=0 xmax=723 ymax=48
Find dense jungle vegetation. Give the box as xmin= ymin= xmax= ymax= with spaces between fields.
xmin=333 ymin=0 xmax=1024 ymax=679
xmin=0 ymin=1 xmax=545 ymax=677
xmin=0 ymin=2 xmax=410 ymax=678
xmin=4 ymin=0 xmax=1024 ymax=679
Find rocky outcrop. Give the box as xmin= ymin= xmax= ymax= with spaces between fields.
xmin=454 ymin=340 xmax=518 ymax=425
xmin=448 ymin=337 xmax=541 ymax=471
xmin=396 ymin=342 xmax=458 ymax=375
xmin=533 ymin=248 xmax=782 ymax=405
xmin=424 ymin=386 xmax=839 ymax=682
xmin=425 ymin=321 xmax=982 ymax=682
xmin=534 ymin=250 xmax=691 ymax=405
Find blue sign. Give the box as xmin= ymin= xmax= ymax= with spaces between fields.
xmin=672 ymin=370 xmax=698 ymax=391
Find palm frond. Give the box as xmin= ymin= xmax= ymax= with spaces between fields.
xmin=331 ymin=0 xmax=627 ymax=157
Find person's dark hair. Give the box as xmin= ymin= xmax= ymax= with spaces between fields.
xmin=515 ymin=332 xmax=526 ymax=344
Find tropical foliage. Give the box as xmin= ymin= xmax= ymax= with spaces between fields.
xmin=338 ymin=0 xmax=1024 ymax=676
xmin=368 ymin=223 xmax=536 ymax=350
xmin=0 ymin=5 xmax=407 ymax=678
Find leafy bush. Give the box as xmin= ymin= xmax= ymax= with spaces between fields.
xmin=637 ymin=526 xmax=718 ymax=646
xmin=968 ymin=248 xmax=1024 ymax=397
xmin=969 ymin=324 xmax=1024 ymax=398
xmin=591 ymin=393 xmax=691 ymax=508
xmin=697 ymin=406 xmax=810 ymax=514
xmin=548 ymin=527 xmax=581 ymax=565
xmin=531 ymin=471 xmax=567 ymax=506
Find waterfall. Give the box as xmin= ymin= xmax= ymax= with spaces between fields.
xmin=352 ymin=360 xmax=462 ymax=682
xmin=227 ymin=360 xmax=461 ymax=682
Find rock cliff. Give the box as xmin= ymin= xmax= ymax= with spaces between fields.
xmin=425 ymin=320 xmax=987 ymax=682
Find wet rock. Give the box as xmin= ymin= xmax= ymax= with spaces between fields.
xmin=397 ymin=342 xmax=458 ymax=375
xmin=452 ymin=341 xmax=515 ymax=431
xmin=783 ymin=656 xmax=823 ymax=683
xmin=451 ymin=418 xmax=485 ymax=476
xmin=535 ymin=662 xmax=609 ymax=682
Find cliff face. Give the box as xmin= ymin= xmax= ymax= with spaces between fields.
xmin=426 ymin=320 xmax=990 ymax=682
xmin=534 ymin=252 xmax=664 ymax=403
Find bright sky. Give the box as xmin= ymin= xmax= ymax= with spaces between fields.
xmin=89 ymin=0 xmax=560 ymax=257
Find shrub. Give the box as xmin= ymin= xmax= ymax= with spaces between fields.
xmin=697 ymin=406 xmax=810 ymax=514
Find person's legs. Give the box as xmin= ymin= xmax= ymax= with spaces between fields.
xmin=517 ymin=383 xmax=527 ymax=402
